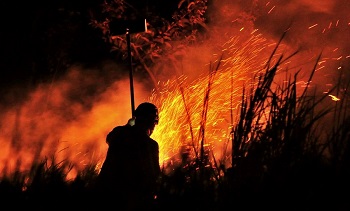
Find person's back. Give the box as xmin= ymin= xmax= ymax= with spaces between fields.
xmin=95 ymin=102 xmax=161 ymax=210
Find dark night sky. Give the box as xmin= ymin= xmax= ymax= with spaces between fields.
xmin=0 ymin=1 xmax=108 ymax=85
xmin=0 ymin=0 xmax=179 ymax=91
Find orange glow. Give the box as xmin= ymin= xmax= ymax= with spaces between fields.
xmin=1 ymin=0 xmax=349 ymax=181
xmin=0 ymin=32 xmax=276 ymax=179
xmin=151 ymin=33 xmax=276 ymax=168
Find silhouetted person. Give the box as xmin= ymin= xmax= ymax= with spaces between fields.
xmin=95 ymin=102 xmax=161 ymax=210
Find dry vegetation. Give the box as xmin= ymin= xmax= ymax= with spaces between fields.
xmin=1 ymin=1 xmax=349 ymax=210
xmin=1 ymin=44 xmax=349 ymax=211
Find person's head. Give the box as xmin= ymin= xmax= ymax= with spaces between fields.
xmin=134 ymin=102 xmax=159 ymax=135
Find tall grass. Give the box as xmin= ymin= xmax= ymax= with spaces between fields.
xmin=1 ymin=46 xmax=349 ymax=210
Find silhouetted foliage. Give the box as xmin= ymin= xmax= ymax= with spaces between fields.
xmin=1 ymin=1 xmax=349 ymax=210
xmin=1 ymin=48 xmax=349 ymax=210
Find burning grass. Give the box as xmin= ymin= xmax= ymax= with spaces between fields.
xmin=1 ymin=40 xmax=350 ymax=210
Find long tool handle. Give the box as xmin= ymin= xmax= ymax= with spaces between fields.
xmin=126 ymin=29 xmax=135 ymax=118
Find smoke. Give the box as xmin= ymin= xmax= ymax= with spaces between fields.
xmin=254 ymin=0 xmax=350 ymax=93
xmin=175 ymin=0 xmax=349 ymax=94
xmin=141 ymin=0 xmax=348 ymax=171
xmin=1 ymin=0 xmax=349 ymax=177
xmin=0 ymin=62 xmax=154 ymax=178
xmin=150 ymin=0 xmax=349 ymax=166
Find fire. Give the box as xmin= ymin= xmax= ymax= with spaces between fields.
xmin=1 ymin=0 xmax=349 ymax=180
xmin=151 ymin=33 xmax=274 ymax=168
xmin=0 ymin=32 xmax=275 ymax=180
xmin=1 ymin=28 xmax=344 ymax=180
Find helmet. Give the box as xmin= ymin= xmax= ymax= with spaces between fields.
xmin=134 ymin=102 xmax=159 ymax=124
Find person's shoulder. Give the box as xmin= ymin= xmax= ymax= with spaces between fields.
xmin=106 ymin=125 xmax=131 ymax=144
xmin=110 ymin=124 xmax=132 ymax=133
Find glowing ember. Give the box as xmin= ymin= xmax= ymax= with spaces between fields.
xmin=0 ymin=32 xmax=275 ymax=179
xmin=0 ymin=0 xmax=348 ymax=181
xmin=328 ymin=94 xmax=340 ymax=101
xmin=152 ymin=33 xmax=274 ymax=167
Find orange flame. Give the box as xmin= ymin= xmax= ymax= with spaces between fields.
xmin=151 ymin=33 xmax=274 ymax=168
